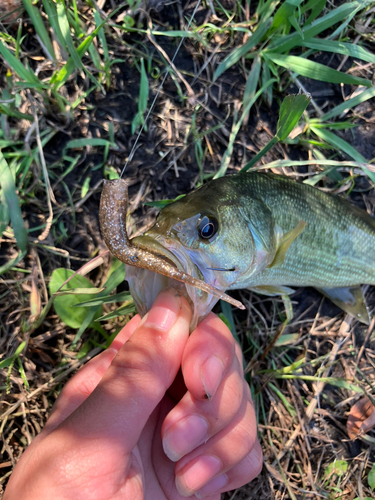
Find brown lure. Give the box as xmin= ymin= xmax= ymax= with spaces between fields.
xmin=99 ymin=179 xmax=245 ymax=310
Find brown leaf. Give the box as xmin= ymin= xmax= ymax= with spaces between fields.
xmin=30 ymin=265 xmax=42 ymax=321
xmin=347 ymin=396 xmax=375 ymax=439
xmin=0 ymin=0 xmax=23 ymax=23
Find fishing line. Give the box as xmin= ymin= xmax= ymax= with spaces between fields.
xmin=120 ymin=0 xmax=202 ymax=178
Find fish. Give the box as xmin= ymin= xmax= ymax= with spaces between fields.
xmin=99 ymin=172 xmax=375 ymax=329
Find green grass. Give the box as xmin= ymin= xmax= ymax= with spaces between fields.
xmin=1 ymin=0 xmax=375 ymax=496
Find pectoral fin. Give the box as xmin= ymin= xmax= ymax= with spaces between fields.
xmin=248 ymin=285 xmax=295 ymax=297
xmin=267 ymin=220 xmax=306 ymax=269
xmin=317 ymin=286 xmax=370 ymax=325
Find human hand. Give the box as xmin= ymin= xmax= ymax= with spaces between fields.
xmin=4 ymin=288 xmax=262 ymax=500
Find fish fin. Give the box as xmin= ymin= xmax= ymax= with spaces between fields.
xmin=317 ymin=286 xmax=370 ymax=325
xmin=248 ymin=285 xmax=295 ymax=297
xmin=267 ymin=220 xmax=306 ymax=269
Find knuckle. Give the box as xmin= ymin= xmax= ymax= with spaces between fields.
xmin=109 ymin=348 xmax=167 ymax=395
xmin=111 ymin=355 xmax=154 ymax=383
xmin=222 ymin=370 xmax=244 ymax=411
xmin=244 ymin=441 xmax=263 ymax=478
xmin=233 ymin=403 xmax=257 ymax=456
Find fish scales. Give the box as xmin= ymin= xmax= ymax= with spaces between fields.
xmin=225 ymin=173 xmax=375 ymax=288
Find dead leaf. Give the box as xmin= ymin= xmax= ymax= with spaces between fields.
xmin=30 ymin=264 xmax=42 ymax=321
xmin=347 ymin=396 xmax=375 ymax=439
xmin=0 ymin=0 xmax=23 ymax=23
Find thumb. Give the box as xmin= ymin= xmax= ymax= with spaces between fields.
xmin=3 ymin=289 xmax=192 ymax=500
xmin=64 ymin=288 xmax=191 ymax=452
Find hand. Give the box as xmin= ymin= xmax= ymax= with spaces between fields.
xmin=4 ymin=288 xmax=262 ymax=500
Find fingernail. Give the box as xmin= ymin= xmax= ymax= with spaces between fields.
xmin=195 ymin=474 xmax=228 ymax=498
xmin=200 ymin=356 xmax=225 ymax=399
xmin=144 ymin=288 xmax=181 ymax=332
xmin=163 ymin=414 xmax=209 ymax=462
xmin=176 ymin=455 xmax=222 ymax=497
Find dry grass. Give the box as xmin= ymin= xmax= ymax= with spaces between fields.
xmin=1 ymin=0 xmax=375 ymax=498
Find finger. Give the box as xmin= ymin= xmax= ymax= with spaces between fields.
xmin=174 ymin=399 xmax=258 ymax=497
xmin=194 ymin=440 xmax=263 ymax=499
xmin=181 ymin=313 xmax=240 ymax=401
xmin=162 ymin=360 xmax=246 ymax=462
xmin=63 ymin=288 xmax=191 ymax=454
xmin=43 ymin=314 xmax=142 ymax=434
xmin=161 ymin=314 xmax=249 ymax=462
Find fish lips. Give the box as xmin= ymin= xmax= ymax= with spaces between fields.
xmin=126 ymin=234 xmax=222 ymax=329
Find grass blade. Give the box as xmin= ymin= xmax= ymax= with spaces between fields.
xmin=261 ymin=60 xmax=273 ymax=106
xmin=0 ymin=342 xmax=26 ymax=369
xmin=213 ymin=18 xmax=271 ymax=82
xmin=301 ymin=0 xmax=326 ymax=25
xmin=276 ymin=93 xmax=311 ymax=140
xmin=132 ymin=58 xmax=149 ymax=133
xmin=250 ymin=159 xmax=374 ymax=172
xmin=215 ymin=78 xmax=277 ymax=178
xmin=220 ymin=300 xmax=241 ymax=345
xmin=321 ymin=86 xmax=375 ymax=121
xmin=243 ymin=56 xmax=261 ymax=110
xmin=74 ymin=292 xmax=132 ymax=308
xmin=0 ymin=190 xmax=10 ymax=238
xmin=264 ymin=52 xmax=372 ymax=87
xmin=242 ymin=137 xmax=278 ymax=172
xmin=71 ymin=262 xmax=125 ymax=345
xmin=256 ymin=0 xmax=280 ymax=21
xmin=55 ymin=287 xmax=106 ymax=296
xmin=95 ymin=302 xmax=135 ymax=322
xmin=42 ymin=0 xmax=67 ymax=51
xmin=151 ymin=29 xmax=198 ymax=38
xmin=0 ymin=151 xmax=28 ymax=252
xmin=94 ymin=10 xmax=110 ymax=85
xmin=242 ymin=93 xmax=310 ymax=172
xmin=51 ymin=11 xmax=114 ymax=90
xmin=65 ymin=138 xmax=115 ymax=149
xmin=22 ymin=0 xmax=56 ymax=60
xmin=0 ymin=251 xmax=26 ymax=276
xmin=0 ymin=40 xmax=41 ymax=84
xmin=310 ymin=125 xmax=375 ymax=183
xmin=0 ymin=103 xmax=33 ymax=121
xmin=301 ymin=38 xmax=375 ymax=65
xmin=272 ymin=0 xmax=304 ymax=30
xmin=268 ymin=2 xmax=363 ymax=53
xmin=139 ymin=58 xmax=149 ymax=116
xmin=94 ymin=11 xmax=109 ymax=59
xmin=56 ymin=0 xmax=101 ymax=88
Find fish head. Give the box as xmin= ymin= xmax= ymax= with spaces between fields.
xmin=126 ymin=179 xmax=271 ymax=328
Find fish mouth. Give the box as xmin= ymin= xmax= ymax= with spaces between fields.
xmin=125 ymin=234 xmax=221 ymax=330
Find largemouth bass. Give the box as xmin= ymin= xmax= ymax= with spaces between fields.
xmin=99 ymin=173 xmax=375 ymax=328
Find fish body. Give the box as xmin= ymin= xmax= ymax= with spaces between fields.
xmin=101 ymin=173 xmax=375 ymax=328
xmin=188 ymin=172 xmax=375 ymax=289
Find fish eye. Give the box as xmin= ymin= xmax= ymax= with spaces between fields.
xmin=197 ymin=216 xmax=218 ymax=240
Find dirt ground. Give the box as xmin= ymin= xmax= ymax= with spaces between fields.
xmin=1 ymin=0 xmax=375 ymax=498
